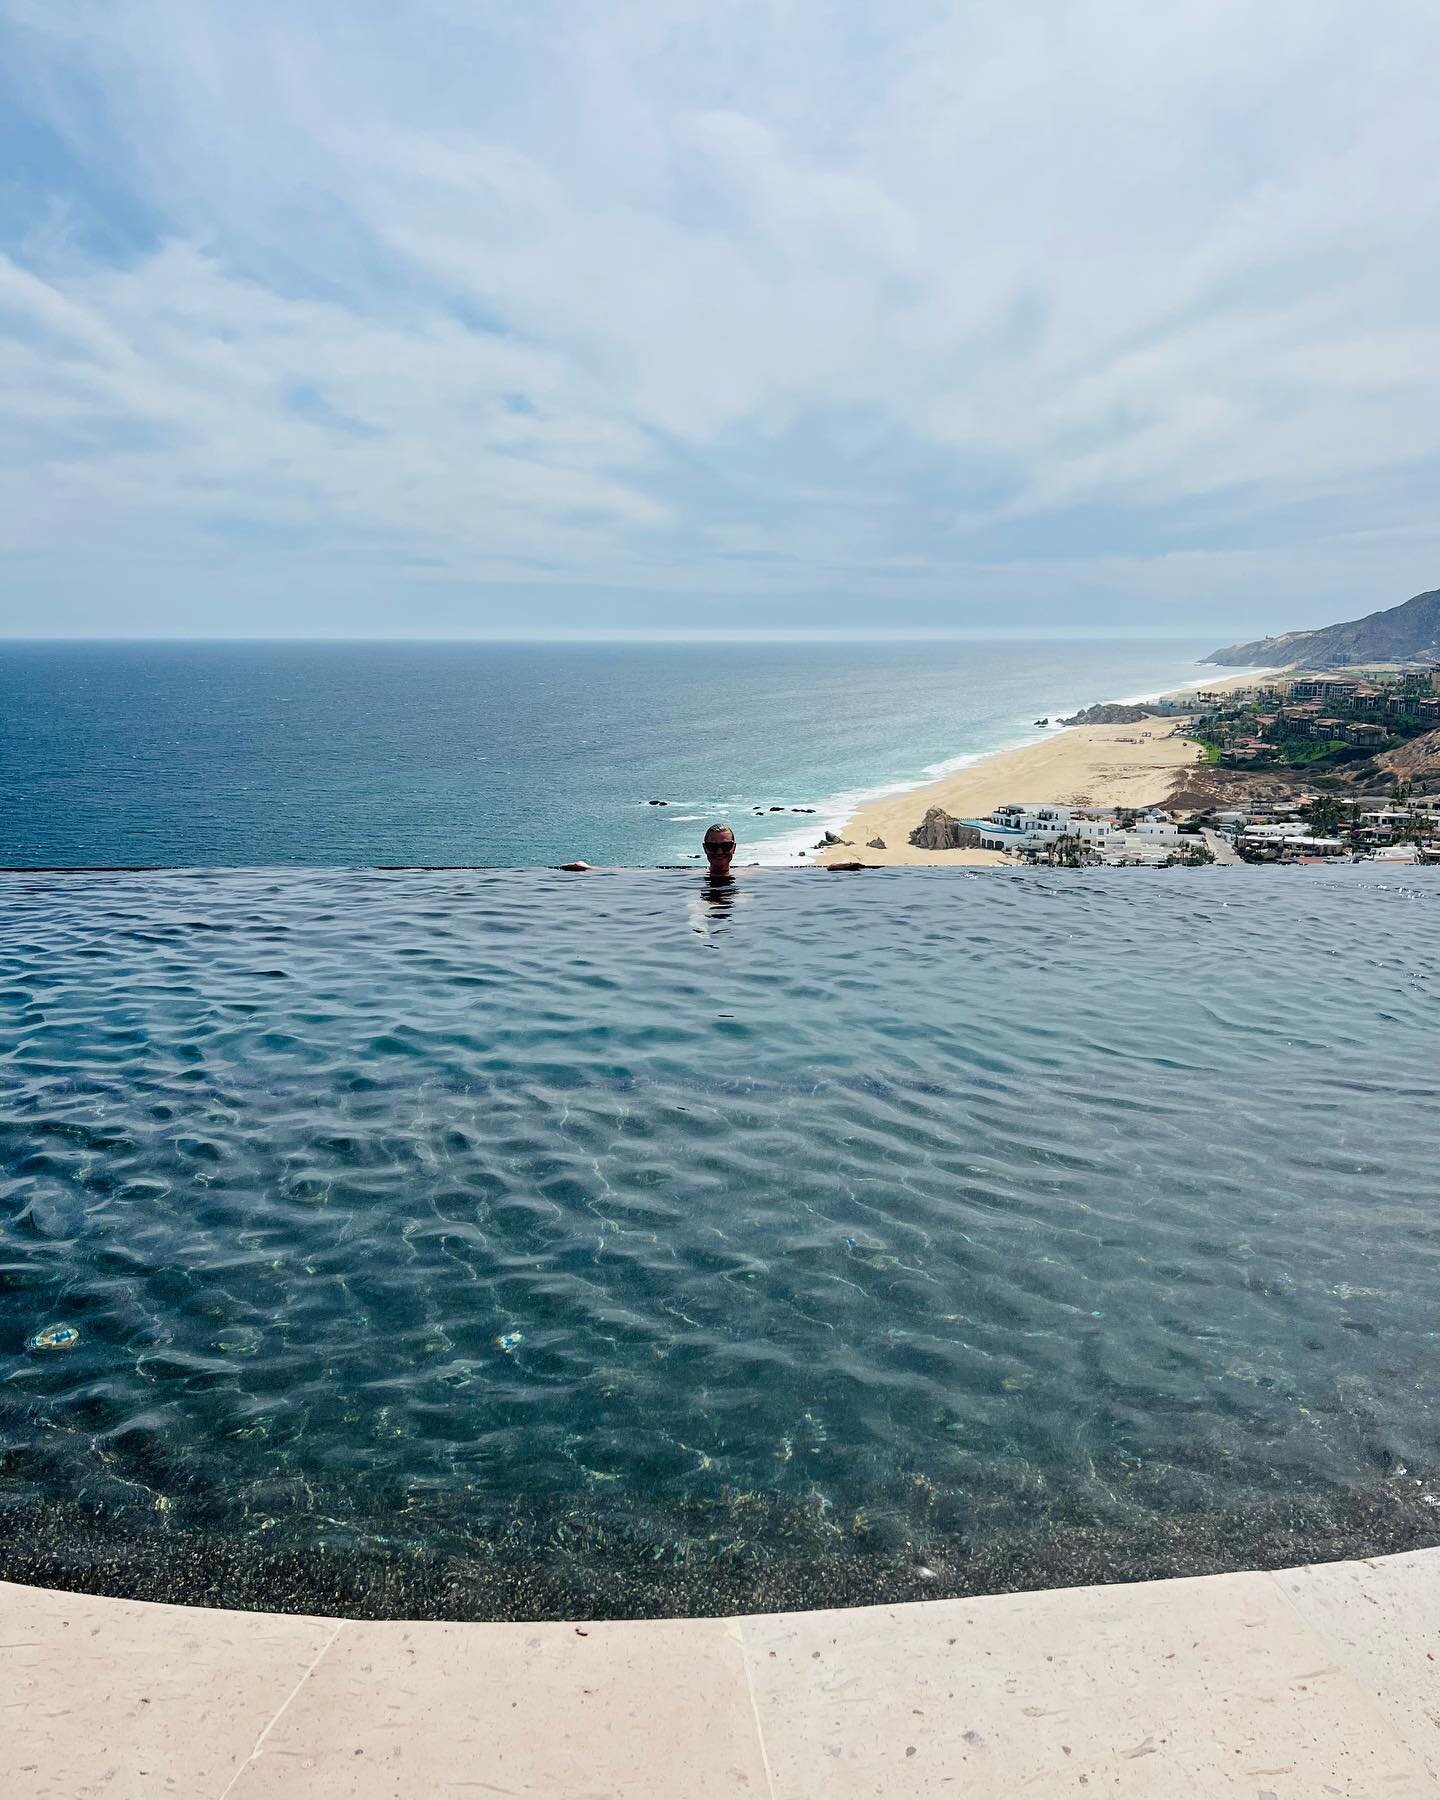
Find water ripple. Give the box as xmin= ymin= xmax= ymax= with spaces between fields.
xmin=2 ymin=866 xmax=1439 ymax=1615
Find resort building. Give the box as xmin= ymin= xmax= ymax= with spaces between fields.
xmin=1236 ymin=827 xmax=1348 ymax=859
xmin=970 ymin=804 xmax=1118 ymax=854
xmin=1098 ymin=835 xmax=1178 ymax=866
xmin=960 ymin=804 xmax=1191 ymax=864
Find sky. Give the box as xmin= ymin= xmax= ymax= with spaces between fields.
xmin=1 ymin=1 xmax=1439 ymax=639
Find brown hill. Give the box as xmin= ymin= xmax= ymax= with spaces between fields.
xmin=1377 ymin=728 xmax=1440 ymax=788
xmin=1207 ymin=586 xmax=1440 ymax=670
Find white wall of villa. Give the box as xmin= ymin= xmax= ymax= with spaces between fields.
xmin=971 ymin=803 xmax=1182 ymax=855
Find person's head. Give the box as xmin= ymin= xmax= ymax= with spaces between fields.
xmin=703 ymin=824 xmax=736 ymax=875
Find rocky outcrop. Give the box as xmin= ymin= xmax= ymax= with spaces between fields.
xmin=907 ymin=807 xmax=982 ymax=850
xmin=1059 ymin=702 xmax=1167 ymax=726
xmin=909 ymin=808 xmax=957 ymax=848
xmin=866 ymin=837 xmax=886 ymax=850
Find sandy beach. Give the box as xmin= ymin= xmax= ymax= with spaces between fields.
xmin=808 ymin=670 xmax=1280 ymax=868
xmin=809 ymin=721 xmax=1203 ymax=865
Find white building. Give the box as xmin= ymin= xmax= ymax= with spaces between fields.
xmin=1099 ymin=835 xmax=1177 ymax=866
xmin=982 ymin=805 xmax=1116 ymax=851
xmin=1238 ymin=828 xmax=1348 ymax=857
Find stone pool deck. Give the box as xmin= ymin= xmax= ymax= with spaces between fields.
xmin=4 ymin=1549 xmax=1439 ymax=1798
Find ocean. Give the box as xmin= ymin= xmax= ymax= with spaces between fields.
xmin=0 ymin=637 xmax=1215 ymax=868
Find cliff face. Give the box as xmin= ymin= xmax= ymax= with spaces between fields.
xmin=1207 ymin=587 xmax=1440 ymax=669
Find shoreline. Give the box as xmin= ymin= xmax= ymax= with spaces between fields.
xmin=804 ymin=667 xmax=1279 ymax=868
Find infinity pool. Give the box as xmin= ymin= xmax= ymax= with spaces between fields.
xmin=2 ymin=868 xmax=1437 ymax=1618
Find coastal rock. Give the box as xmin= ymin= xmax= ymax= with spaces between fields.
xmin=768 ymin=806 xmax=784 ymax=812
xmin=647 ymin=799 xmax=668 ymax=806
xmin=867 ymin=837 xmax=887 ymax=850
xmin=908 ymin=807 xmax=963 ymax=850
xmin=1034 ymin=717 xmax=1050 ymax=727
xmin=906 ymin=808 xmax=985 ymax=851
xmin=1059 ymin=703 xmax=1165 ymax=727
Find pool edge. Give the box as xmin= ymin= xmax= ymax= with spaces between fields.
xmin=6 ymin=1546 xmax=1439 ymax=1796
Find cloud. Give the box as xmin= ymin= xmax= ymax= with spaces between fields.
xmin=1 ymin=0 xmax=1438 ymax=632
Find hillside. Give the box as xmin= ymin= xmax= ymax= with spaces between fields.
xmin=1378 ymin=728 xmax=1440 ymax=790
xmin=1206 ymin=586 xmax=1440 ymax=669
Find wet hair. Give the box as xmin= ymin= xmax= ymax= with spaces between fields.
xmin=703 ymin=825 xmax=736 ymax=849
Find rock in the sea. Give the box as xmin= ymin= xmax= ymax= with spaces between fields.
xmin=647 ymin=799 xmax=669 ymax=806
xmin=1034 ymin=717 xmax=1050 ymax=727
xmin=867 ymin=837 xmax=887 ymax=850
xmin=768 ymin=806 xmax=784 ymax=812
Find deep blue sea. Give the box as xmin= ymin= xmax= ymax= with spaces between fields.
xmin=0 ymin=638 xmax=1215 ymax=867
xmin=2 ymin=867 xmax=1437 ymax=1618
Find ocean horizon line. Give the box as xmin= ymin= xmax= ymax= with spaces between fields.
xmin=0 ymin=627 xmax=1229 ymax=647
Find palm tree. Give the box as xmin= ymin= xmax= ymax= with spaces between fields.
xmin=1174 ymin=839 xmax=1215 ymax=866
xmin=1303 ymin=795 xmax=1343 ymax=837
xmin=1053 ymin=833 xmax=1089 ymax=868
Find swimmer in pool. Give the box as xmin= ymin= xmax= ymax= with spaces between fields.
xmin=702 ymin=824 xmax=736 ymax=878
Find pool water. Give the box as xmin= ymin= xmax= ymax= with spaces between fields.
xmin=2 ymin=867 xmax=1438 ymax=1618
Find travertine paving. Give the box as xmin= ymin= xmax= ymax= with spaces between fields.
xmin=4 ymin=1550 xmax=1438 ymax=1798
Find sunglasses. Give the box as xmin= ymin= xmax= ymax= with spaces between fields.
xmin=705 ymin=839 xmax=735 ymax=853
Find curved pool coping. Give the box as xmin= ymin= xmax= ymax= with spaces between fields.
xmin=6 ymin=1548 xmax=1438 ymax=1797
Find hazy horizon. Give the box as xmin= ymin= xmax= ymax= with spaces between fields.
xmin=3 ymin=2 xmax=1438 ymax=639
xmin=0 ymin=624 xmax=1223 ymax=644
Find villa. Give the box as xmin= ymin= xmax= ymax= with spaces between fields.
xmin=963 ymin=804 xmax=1183 ymax=861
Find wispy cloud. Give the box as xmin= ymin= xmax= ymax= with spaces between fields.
xmin=2 ymin=0 xmax=1438 ymax=633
